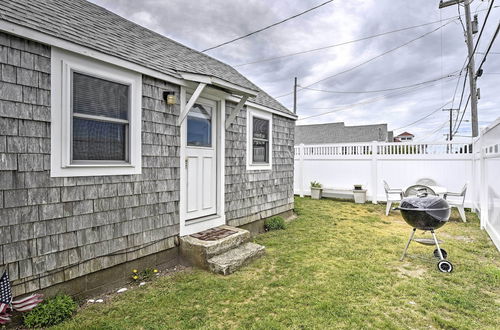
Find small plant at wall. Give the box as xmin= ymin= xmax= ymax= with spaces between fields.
xmin=310 ymin=181 xmax=322 ymax=188
xmin=131 ymin=268 xmax=159 ymax=282
xmin=264 ymin=216 xmax=286 ymax=231
xmin=23 ymin=295 xmax=77 ymax=328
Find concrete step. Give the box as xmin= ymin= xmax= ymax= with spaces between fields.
xmin=180 ymin=225 xmax=251 ymax=269
xmin=207 ymin=242 xmax=265 ymax=275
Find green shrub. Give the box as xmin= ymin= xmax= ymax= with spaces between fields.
xmin=23 ymin=294 xmax=77 ymax=328
xmin=264 ymin=216 xmax=286 ymax=231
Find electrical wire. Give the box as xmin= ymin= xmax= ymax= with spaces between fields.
xmin=234 ymin=17 xmax=462 ymax=67
xmin=453 ymin=94 xmax=471 ymax=135
xmin=392 ymin=100 xmax=454 ymax=131
xmin=476 ymin=22 xmax=500 ymax=73
xmin=233 ymin=6 xmax=499 ymax=67
xmin=275 ymin=19 xmax=457 ymax=98
xmin=296 ymin=70 xmax=460 ymax=94
xmin=296 ymin=77 xmax=458 ymax=120
xmin=201 ymin=0 xmax=335 ymax=52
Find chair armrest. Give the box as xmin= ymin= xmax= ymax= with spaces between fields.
xmin=446 ymin=192 xmax=462 ymax=197
xmin=387 ymin=189 xmax=403 ymax=193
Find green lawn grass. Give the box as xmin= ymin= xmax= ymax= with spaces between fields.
xmin=57 ymin=197 xmax=499 ymax=329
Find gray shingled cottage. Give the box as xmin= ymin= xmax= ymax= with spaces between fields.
xmin=0 ymin=0 xmax=296 ymax=297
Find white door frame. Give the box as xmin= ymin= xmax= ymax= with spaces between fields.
xmin=179 ymin=86 xmax=226 ymax=236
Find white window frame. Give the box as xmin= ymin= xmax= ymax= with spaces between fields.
xmin=246 ymin=107 xmax=272 ymax=171
xmin=51 ymin=48 xmax=142 ymax=177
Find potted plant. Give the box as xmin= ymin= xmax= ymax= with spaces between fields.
xmin=353 ymin=184 xmax=367 ymax=203
xmin=310 ymin=181 xmax=323 ymax=200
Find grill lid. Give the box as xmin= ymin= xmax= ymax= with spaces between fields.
xmin=400 ymin=195 xmax=450 ymax=211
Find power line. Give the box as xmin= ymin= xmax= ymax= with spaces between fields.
xmin=201 ymin=0 xmax=335 ymax=52
xmin=233 ymin=7 xmax=499 ymax=67
xmin=393 ymin=100 xmax=453 ymax=131
xmin=476 ymin=22 xmax=500 ymax=73
xmin=234 ymin=17 xmax=460 ymax=67
xmin=296 ymin=77 xmax=458 ymax=120
xmin=296 ymin=70 xmax=460 ymax=94
xmin=276 ymin=19 xmax=456 ymax=98
xmin=453 ymin=94 xmax=471 ymax=135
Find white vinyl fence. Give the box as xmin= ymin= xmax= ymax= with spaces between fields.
xmin=294 ymin=118 xmax=500 ymax=250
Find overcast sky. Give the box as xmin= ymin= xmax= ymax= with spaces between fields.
xmin=89 ymin=0 xmax=499 ymax=141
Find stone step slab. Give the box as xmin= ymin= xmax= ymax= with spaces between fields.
xmin=207 ymin=242 xmax=265 ymax=275
xmin=180 ymin=225 xmax=251 ymax=269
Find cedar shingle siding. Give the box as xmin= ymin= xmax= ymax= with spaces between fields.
xmin=225 ymin=103 xmax=295 ymax=226
xmin=0 ymin=31 xmax=295 ymax=296
xmin=0 ymin=32 xmax=181 ymax=296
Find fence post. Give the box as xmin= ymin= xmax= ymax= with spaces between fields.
xmin=299 ymin=143 xmax=305 ymax=197
xmin=371 ymin=141 xmax=378 ymax=204
xmin=479 ymin=133 xmax=487 ymax=230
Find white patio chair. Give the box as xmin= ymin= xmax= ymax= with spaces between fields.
xmin=383 ymin=180 xmax=403 ymax=216
xmin=445 ymin=183 xmax=468 ymax=222
xmin=404 ymin=184 xmax=437 ymax=197
xmin=416 ymin=178 xmax=437 ymax=186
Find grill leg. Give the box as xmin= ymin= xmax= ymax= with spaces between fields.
xmin=431 ymin=230 xmax=445 ymax=260
xmin=400 ymin=228 xmax=416 ymax=261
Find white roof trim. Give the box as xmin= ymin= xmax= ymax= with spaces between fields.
xmin=179 ymin=72 xmax=258 ymax=97
xmin=226 ymin=96 xmax=297 ymax=120
xmin=0 ymin=20 xmax=187 ymax=87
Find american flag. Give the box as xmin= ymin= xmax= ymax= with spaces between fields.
xmin=0 ymin=271 xmax=43 ymax=325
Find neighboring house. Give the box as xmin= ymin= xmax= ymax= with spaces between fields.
xmin=295 ymin=122 xmax=392 ymax=144
xmin=0 ymin=0 xmax=296 ymax=297
xmin=394 ymin=132 xmax=415 ymax=142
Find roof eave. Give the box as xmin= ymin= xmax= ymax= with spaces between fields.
xmin=179 ymin=72 xmax=258 ymax=97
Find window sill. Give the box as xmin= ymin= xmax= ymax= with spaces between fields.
xmin=246 ymin=163 xmax=272 ymax=171
xmin=51 ymin=164 xmax=141 ymax=177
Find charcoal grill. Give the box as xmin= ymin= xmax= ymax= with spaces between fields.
xmin=396 ymin=190 xmax=454 ymax=272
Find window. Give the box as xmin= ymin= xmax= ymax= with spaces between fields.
xmin=51 ymin=49 xmax=142 ymax=177
xmin=187 ymin=103 xmax=212 ymax=147
xmin=247 ymin=107 xmax=272 ymax=171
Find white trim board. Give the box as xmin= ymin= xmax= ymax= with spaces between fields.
xmin=226 ymin=96 xmax=297 ymax=120
xmin=50 ymin=48 xmax=142 ymax=177
xmin=179 ymin=89 xmax=226 ymax=236
xmin=247 ymin=107 xmax=273 ymax=171
xmin=0 ymin=20 xmax=186 ymax=87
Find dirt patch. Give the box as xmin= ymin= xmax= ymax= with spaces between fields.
xmin=440 ymin=232 xmax=474 ymax=243
xmin=397 ymin=263 xmax=427 ymax=279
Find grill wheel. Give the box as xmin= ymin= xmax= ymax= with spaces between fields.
xmin=437 ymin=260 xmax=453 ymax=273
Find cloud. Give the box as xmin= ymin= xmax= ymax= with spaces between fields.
xmin=89 ymin=0 xmax=500 ymax=141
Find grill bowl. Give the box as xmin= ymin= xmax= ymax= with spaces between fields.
xmin=398 ymin=195 xmax=450 ymax=230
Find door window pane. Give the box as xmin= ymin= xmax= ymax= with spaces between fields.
xmin=187 ymin=104 xmax=212 ymax=147
xmin=73 ymin=118 xmax=127 ymax=160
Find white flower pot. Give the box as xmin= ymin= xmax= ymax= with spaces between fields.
xmin=353 ymin=189 xmax=367 ymax=203
xmin=311 ymin=187 xmax=322 ymax=199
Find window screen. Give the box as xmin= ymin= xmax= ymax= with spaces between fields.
xmin=72 ymin=72 xmax=129 ymax=162
xmin=252 ymin=117 xmax=269 ymax=163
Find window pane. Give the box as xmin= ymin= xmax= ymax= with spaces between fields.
xmin=187 ymin=104 xmax=212 ymax=147
xmin=253 ymin=140 xmax=268 ymax=163
xmin=253 ymin=117 xmax=268 ymax=140
xmin=73 ymin=72 xmax=129 ymax=120
xmin=73 ymin=118 xmax=127 ymax=161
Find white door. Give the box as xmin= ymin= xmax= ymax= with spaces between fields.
xmin=185 ymin=100 xmax=217 ymax=220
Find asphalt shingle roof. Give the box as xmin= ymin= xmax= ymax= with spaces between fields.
xmin=0 ymin=0 xmax=293 ymax=115
xmin=295 ymin=122 xmax=390 ymax=144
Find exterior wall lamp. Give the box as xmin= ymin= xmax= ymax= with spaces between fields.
xmin=163 ymin=91 xmax=176 ymax=105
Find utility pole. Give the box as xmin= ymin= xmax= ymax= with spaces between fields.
xmin=442 ymin=108 xmax=459 ymax=140
xmin=293 ymin=77 xmax=297 ymax=114
xmin=439 ymin=0 xmax=479 ymax=137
